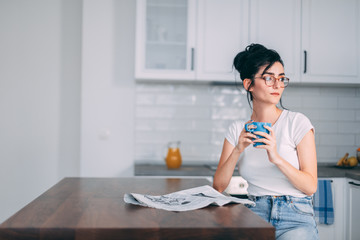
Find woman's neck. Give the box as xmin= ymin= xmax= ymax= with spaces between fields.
xmin=251 ymin=103 xmax=282 ymax=125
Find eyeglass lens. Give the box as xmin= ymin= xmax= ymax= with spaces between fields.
xmin=264 ymin=76 xmax=289 ymax=87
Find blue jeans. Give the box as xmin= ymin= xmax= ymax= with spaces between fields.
xmin=247 ymin=195 xmax=319 ymax=240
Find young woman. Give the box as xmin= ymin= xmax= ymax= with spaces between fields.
xmin=213 ymin=44 xmax=318 ymax=240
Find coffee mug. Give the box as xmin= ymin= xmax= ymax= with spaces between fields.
xmin=244 ymin=122 xmax=271 ymax=147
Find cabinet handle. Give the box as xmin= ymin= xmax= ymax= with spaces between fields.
xmin=303 ymin=50 xmax=307 ymax=73
xmin=191 ymin=48 xmax=195 ymax=71
xmin=349 ymin=181 xmax=360 ymax=187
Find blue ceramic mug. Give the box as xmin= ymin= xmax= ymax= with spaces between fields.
xmin=244 ymin=122 xmax=271 ymax=147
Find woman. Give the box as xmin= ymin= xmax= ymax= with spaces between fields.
xmin=213 ymin=44 xmax=318 ymax=240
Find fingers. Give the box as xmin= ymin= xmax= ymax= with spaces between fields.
xmin=237 ymin=129 xmax=257 ymax=151
xmin=252 ymin=126 xmax=275 ymax=147
xmin=242 ymin=120 xmax=255 ymax=133
xmin=264 ymin=125 xmax=274 ymax=136
xmin=240 ymin=132 xmax=256 ymax=144
xmin=243 ymin=138 xmax=253 ymax=144
xmin=253 ymin=125 xmax=273 ymax=139
xmin=253 ymin=138 xmax=271 ymax=146
xmin=253 ymin=131 xmax=269 ymax=139
xmin=244 ymin=132 xmax=257 ymax=139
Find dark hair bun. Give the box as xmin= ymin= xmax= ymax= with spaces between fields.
xmin=246 ymin=43 xmax=268 ymax=54
xmin=233 ymin=43 xmax=283 ymax=81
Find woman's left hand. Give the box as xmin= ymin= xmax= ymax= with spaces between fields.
xmin=253 ymin=126 xmax=282 ymax=164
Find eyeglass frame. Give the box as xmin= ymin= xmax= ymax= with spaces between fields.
xmin=253 ymin=75 xmax=290 ymax=88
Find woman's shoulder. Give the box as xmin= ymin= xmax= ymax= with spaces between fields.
xmin=228 ymin=120 xmax=246 ymax=132
xmin=225 ymin=120 xmax=247 ymax=146
xmin=282 ymin=110 xmax=310 ymax=122
xmin=282 ymin=110 xmax=313 ymax=134
xmin=282 ymin=110 xmax=314 ymax=145
xmin=227 ymin=120 xmax=249 ymax=136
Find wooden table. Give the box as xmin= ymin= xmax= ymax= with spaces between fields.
xmin=0 ymin=178 xmax=275 ymax=240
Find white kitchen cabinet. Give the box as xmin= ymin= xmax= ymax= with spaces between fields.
xmin=317 ymin=178 xmax=347 ymax=240
xmin=347 ymin=178 xmax=360 ymax=240
xmin=195 ymin=0 xmax=249 ymax=81
xmin=301 ymin=0 xmax=360 ymax=84
xmin=251 ymin=0 xmax=360 ymax=85
xmin=249 ymin=0 xmax=301 ymax=83
xmin=135 ymin=0 xmax=249 ymax=81
xmin=136 ymin=0 xmax=360 ymax=84
xmin=135 ymin=0 xmax=196 ymax=80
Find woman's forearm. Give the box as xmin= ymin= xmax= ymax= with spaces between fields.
xmin=275 ymin=156 xmax=317 ymax=196
xmin=276 ymin=130 xmax=318 ymax=196
xmin=213 ymin=148 xmax=241 ymax=192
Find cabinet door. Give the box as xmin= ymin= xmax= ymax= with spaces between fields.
xmin=317 ymin=178 xmax=346 ymax=240
xmin=302 ymin=0 xmax=360 ymax=84
xmin=135 ymin=0 xmax=196 ymax=80
xmin=249 ymin=0 xmax=301 ymax=83
xmin=348 ymin=179 xmax=360 ymax=240
xmin=196 ymin=0 xmax=249 ymax=82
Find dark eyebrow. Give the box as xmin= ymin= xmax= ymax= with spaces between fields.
xmin=263 ymin=72 xmax=285 ymax=76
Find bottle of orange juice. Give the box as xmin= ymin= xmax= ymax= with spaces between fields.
xmin=165 ymin=141 xmax=182 ymax=169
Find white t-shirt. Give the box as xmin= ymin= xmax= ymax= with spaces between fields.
xmin=225 ymin=110 xmax=314 ymax=197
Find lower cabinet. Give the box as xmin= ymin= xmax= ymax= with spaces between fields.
xmin=317 ymin=177 xmax=360 ymax=240
xmin=317 ymin=178 xmax=346 ymax=240
xmin=347 ymin=178 xmax=360 ymax=240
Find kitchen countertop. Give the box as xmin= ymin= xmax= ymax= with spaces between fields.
xmin=317 ymin=164 xmax=360 ymax=180
xmin=135 ymin=163 xmax=240 ymax=177
xmin=135 ymin=163 xmax=360 ymax=181
xmin=0 ymin=178 xmax=275 ymax=239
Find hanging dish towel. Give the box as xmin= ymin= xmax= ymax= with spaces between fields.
xmin=313 ymin=179 xmax=334 ymax=225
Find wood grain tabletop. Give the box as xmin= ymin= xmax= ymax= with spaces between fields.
xmin=0 ymin=177 xmax=274 ymax=240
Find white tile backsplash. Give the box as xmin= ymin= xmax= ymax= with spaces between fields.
xmin=356 ymin=110 xmax=360 ymax=121
xmin=314 ymin=109 xmax=356 ymax=121
xmin=135 ymin=83 xmax=360 ymax=164
xmin=320 ymin=87 xmax=357 ymax=97
xmin=312 ymin=121 xmax=338 ymax=134
xmin=338 ymin=97 xmax=360 ymax=109
xmin=302 ymin=96 xmax=338 ymax=109
xmin=283 ymin=86 xmax=321 ymax=96
xmin=281 ymin=96 xmax=302 ymax=108
xmin=319 ymin=134 xmax=355 ymax=146
xmin=338 ymin=121 xmax=360 ymax=134
xmin=316 ymin=146 xmax=338 ymax=158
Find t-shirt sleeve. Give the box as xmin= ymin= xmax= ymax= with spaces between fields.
xmin=292 ymin=112 xmax=315 ymax=146
xmin=225 ymin=121 xmax=242 ymax=147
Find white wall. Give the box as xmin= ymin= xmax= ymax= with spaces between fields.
xmin=80 ymin=0 xmax=135 ymax=177
xmin=0 ymin=0 xmax=136 ymax=223
xmin=0 ymin=0 xmax=82 ymax=223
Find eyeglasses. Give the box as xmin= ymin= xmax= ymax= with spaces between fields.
xmin=254 ymin=75 xmax=290 ymax=88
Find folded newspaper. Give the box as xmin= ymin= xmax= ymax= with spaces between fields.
xmin=124 ymin=185 xmax=255 ymax=212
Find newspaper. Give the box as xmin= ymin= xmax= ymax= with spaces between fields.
xmin=124 ymin=185 xmax=255 ymax=212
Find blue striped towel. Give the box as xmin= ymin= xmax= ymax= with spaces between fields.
xmin=313 ymin=180 xmax=334 ymax=225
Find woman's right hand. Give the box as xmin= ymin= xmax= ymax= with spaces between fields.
xmin=213 ymin=120 xmax=256 ymax=192
xmin=235 ymin=120 xmax=256 ymax=153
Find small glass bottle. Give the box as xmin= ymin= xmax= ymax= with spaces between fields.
xmin=165 ymin=141 xmax=182 ymax=169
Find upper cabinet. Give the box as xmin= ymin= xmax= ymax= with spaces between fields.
xmin=195 ymin=0 xmax=249 ymax=81
xmin=135 ymin=0 xmax=360 ymax=84
xmin=249 ymin=0 xmax=301 ymax=83
xmin=301 ymin=0 xmax=360 ymax=84
xmin=135 ymin=0 xmax=249 ymax=82
xmin=135 ymin=0 xmax=196 ymax=80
